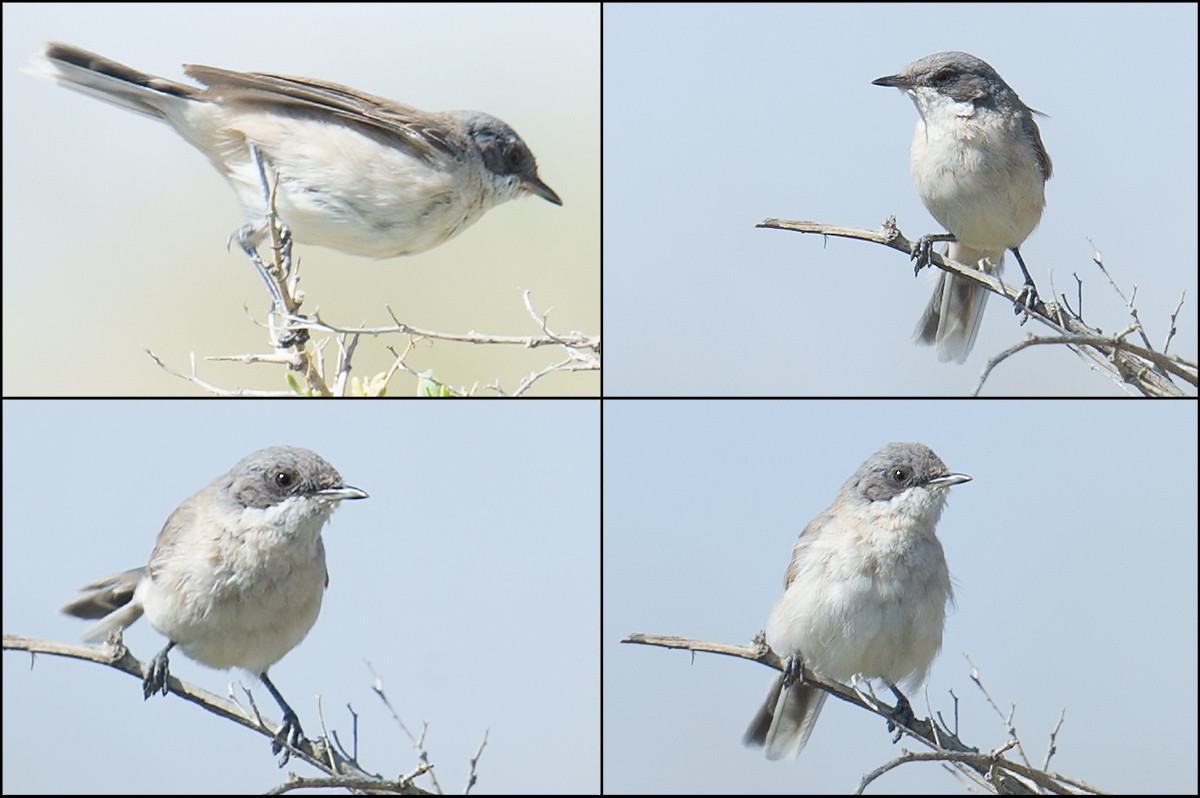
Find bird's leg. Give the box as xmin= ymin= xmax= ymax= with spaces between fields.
xmin=142 ymin=641 xmax=175 ymax=699
xmin=781 ymin=653 xmax=806 ymax=689
xmin=260 ymin=671 xmax=304 ymax=764
xmin=912 ymin=232 xmax=956 ymax=276
xmin=886 ymin=683 xmax=915 ymax=741
xmin=1009 ymin=246 xmax=1040 ymax=316
xmin=229 ymin=144 xmax=308 ymax=349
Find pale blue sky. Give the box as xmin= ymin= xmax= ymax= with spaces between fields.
xmin=3 ymin=4 xmax=1198 ymax=795
xmin=604 ymin=3 xmax=1197 ymax=395
xmin=3 ymin=400 xmax=599 ymax=793
xmin=604 ymin=399 xmax=1197 ymax=794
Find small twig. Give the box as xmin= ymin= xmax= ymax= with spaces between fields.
xmin=759 ymin=217 xmax=1194 ymax=395
xmin=3 ymin=634 xmax=403 ymax=788
xmin=367 ymin=661 xmax=442 ymax=795
xmin=1164 ymin=291 xmax=1186 ymax=354
xmin=1044 ymin=709 xmax=1067 ymax=772
xmin=464 ymin=730 xmax=488 ymax=795
xmin=627 ymin=633 xmax=1104 ymax=795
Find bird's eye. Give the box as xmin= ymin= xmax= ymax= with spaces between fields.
xmin=504 ymin=145 xmax=526 ymax=173
xmin=274 ymin=470 xmax=296 ymax=490
xmin=932 ymin=68 xmax=956 ymax=85
xmin=891 ymin=467 xmax=911 ymax=484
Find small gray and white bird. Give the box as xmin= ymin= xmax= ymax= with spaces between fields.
xmin=744 ymin=442 xmax=970 ymax=760
xmin=874 ymin=52 xmax=1052 ymax=363
xmin=61 ymin=445 xmax=367 ymax=755
xmin=28 ymin=42 xmax=561 ymax=259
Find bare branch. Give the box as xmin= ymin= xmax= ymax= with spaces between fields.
xmin=758 ymin=217 xmax=1195 ymax=395
xmin=625 ymin=632 xmax=1103 ymax=795
xmin=146 ymin=199 xmax=597 ymax=395
xmin=4 ymin=634 xmax=433 ymax=795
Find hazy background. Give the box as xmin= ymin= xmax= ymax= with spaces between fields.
xmin=604 ymin=3 xmax=1197 ymax=395
xmin=3 ymin=3 xmax=599 ymax=396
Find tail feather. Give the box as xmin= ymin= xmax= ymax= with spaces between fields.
xmin=913 ymin=243 xmax=1003 ymax=364
xmin=744 ymin=675 xmax=828 ymax=760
